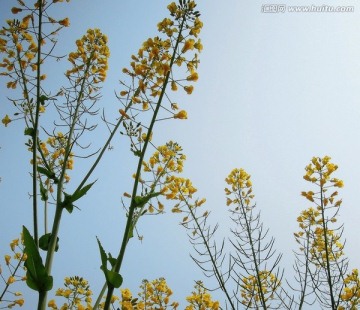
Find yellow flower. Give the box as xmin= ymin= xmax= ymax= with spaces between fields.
xmin=7 ymin=276 xmax=16 ymax=285
xmin=11 ymin=7 xmax=22 ymax=14
xmin=119 ymin=109 xmax=130 ymax=119
xmin=182 ymin=39 xmax=195 ymax=53
xmin=15 ymin=299 xmax=24 ymax=306
xmin=120 ymin=90 xmax=128 ymax=96
xmin=48 ymin=299 xmax=57 ymax=308
xmin=2 ymin=115 xmax=11 ymax=127
xmin=167 ymin=2 xmax=178 ymax=14
xmin=184 ymin=85 xmax=194 ymax=94
xmin=5 ymin=255 xmax=11 ymax=265
xmin=186 ymin=72 xmax=198 ymax=82
xmin=174 ymin=110 xmax=187 ymax=119
xmin=171 ymin=81 xmax=178 ymax=91
xmin=333 ymin=179 xmax=344 ymax=188
xmin=16 ymin=43 xmax=23 ymax=53
xmin=121 ymin=288 xmax=132 ymax=300
xmin=194 ymin=39 xmax=203 ymax=51
xmin=59 ymin=17 xmax=70 ymax=27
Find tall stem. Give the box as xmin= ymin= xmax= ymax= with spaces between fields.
xmin=319 ymin=175 xmax=336 ymax=309
xmin=32 ymin=0 xmax=44 ymax=248
xmin=101 ymin=15 xmax=187 ymax=310
xmin=38 ymin=52 xmax=94 ymax=310
xmin=238 ymin=197 xmax=267 ymax=309
xmin=186 ymin=199 xmax=236 ymax=310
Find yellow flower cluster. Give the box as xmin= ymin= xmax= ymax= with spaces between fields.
xmin=185 ymin=281 xmax=219 ymax=310
xmin=224 ymin=168 xmax=254 ymax=209
xmin=32 ymin=132 xmax=74 ymax=187
xmin=295 ymin=207 xmax=321 ymax=230
xmin=0 ymin=235 xmax=26 ymax=308
xmin=125 ymin=140 xmax=203 ymax=221
xmin=100 ymin=278 xmax=178 ymax=310
xmin=0 ymin=1 xmax=71 ymax=91
xmin=136 ymin=142 xmax=196 ymax=211
xmin=118 ymin=0 xmax=202 ymax=122
xmin=0 ymin=17 xmax=38 ymax=90
xmin=303 ymin=156 xmax=344 ymax=188
xmin=240 ymin=271 xmax=280 ymax=307
xmin=134 ymin=278 xmax=178 ymax=310
xmin=296 ymin=156 xmax=343 ymax=232
xmin=295 ymin=156 xmax=346 ymax=269
xmin=66 ymin=28 xmax=109 ymax=91
xmin=163 ymin=176 xmax=197 ymax=202
xmin=339 ymin=269 xmax=360 ymax=309
xmin=142 ymin=141 xmax=186 ymax=176
xmin=48 ymin=276 xmax=92 ymax=310
xmin=309 ymin=227 xmax=344 ymax=265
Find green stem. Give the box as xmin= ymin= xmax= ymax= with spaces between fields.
xmin=237 ymin=194 xmax=268 ymax=309
xmin=38 ymin=52 xmax=94 ymax=310
xmin=184 ymin=196 xmax=236 ymax=310
xmin=32 ymin=0 xmax=45 ymax=249
xmin=319 ymin=175 xmax=336 ymax=309
xmin=0 ymin=254 xmax=26 ymax=302
xmin=101 ymin=15 xmax=187 ymax=310
xmin=37 ymin=290 xmax=46 ymax=310
xmin=298 ymin=227 xmax=311 ymax=310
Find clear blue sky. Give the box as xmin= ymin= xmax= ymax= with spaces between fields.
xmin=1 ymin=0 xmax=360 ymax=308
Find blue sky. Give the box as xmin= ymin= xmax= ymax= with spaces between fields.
xmin=1 ymin=0 xmax=360 ymax=308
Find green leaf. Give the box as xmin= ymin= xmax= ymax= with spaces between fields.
xmin=61 ymin=181 xmax=96 ymax=213
xmin=71 ymin=181 xmax=96 ymax=203
xmin=39 ymin=233 xmax=59 ymax=252
xmin=37 ymin=166 xmax=56 ymax=180
xmin=96 ymin=237 xmax=123 ymax=288
xmin=105 ymin=270 xmax=123 ymax=288
xmin=128 ymin=222 xmax=134 ymax=240
xmin=39 ymin=181 xmax=48 ymax=202
xmin=97 ymin=237 xmax=107 ymax=268
xmin=24 ymin=127 xmax=35 ymax=137
xmin=108 ymin=253 xmax=117 ymax=267
xmin=39 ymin=95 xmax=49 ymax=105
xmin=131 ymin=149 xmax=141 ymax=157
xmin=22 ymin=226 xmax=53 ymax=292
xmin=133 ymin=192 xmax=161 ymax=209
xmin=62 ymin=192 xmax=74 ymax=213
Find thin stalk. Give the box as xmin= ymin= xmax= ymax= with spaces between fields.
xmin=0 ymin=254 xmax=26 ymax=302
xmin=185 ymin=197 xmax=236 ymax=310
xmin=38 ymin=53 xmax=94 ymax=310
xmin=44 ymin=198 xmax=48 ymax=234
xmin=298 ymin=228 xmax=311 ymax=310
xmin=237 ymin=192 xmax=267 ymax=309
xmin=319 ymin=176 xmax=336 ymax=309
xmin=32 ymin=0 xmax=45 ymax=248
xmin=101 ymin=15 xmax=187 ymax=310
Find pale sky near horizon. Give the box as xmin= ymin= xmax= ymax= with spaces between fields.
xmin=1 ymin=0 xmax=360 ymax=308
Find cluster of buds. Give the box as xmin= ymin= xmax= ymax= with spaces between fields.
xmin=0 ymin=0 xmax=70 ymax=126
xmin=136 ymin=278 xmax=178 ymax=310
xmin=117 ymin=0 xmax=203 ymax=126
xmin=339 ymin=269 xmax=360 ymax=309
xmin=240 ymin=271 xmax=281 ymax=307
xmin=185 ymin=281 xmax=219 ymax=310
xmin=48 ymin=276 xmax=92 ymax=310
xmin=30 ymin=132 xmax=74 ymax=190
xmin=0 ymin=235 xmax=26 ymax=308
xmin=225 ymin=168 xmax=254 ymax=210
xmin=66 ymin=28 xmax=110 ymax=92
xmin=295 ymin=156 xmax=347 ymax=280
